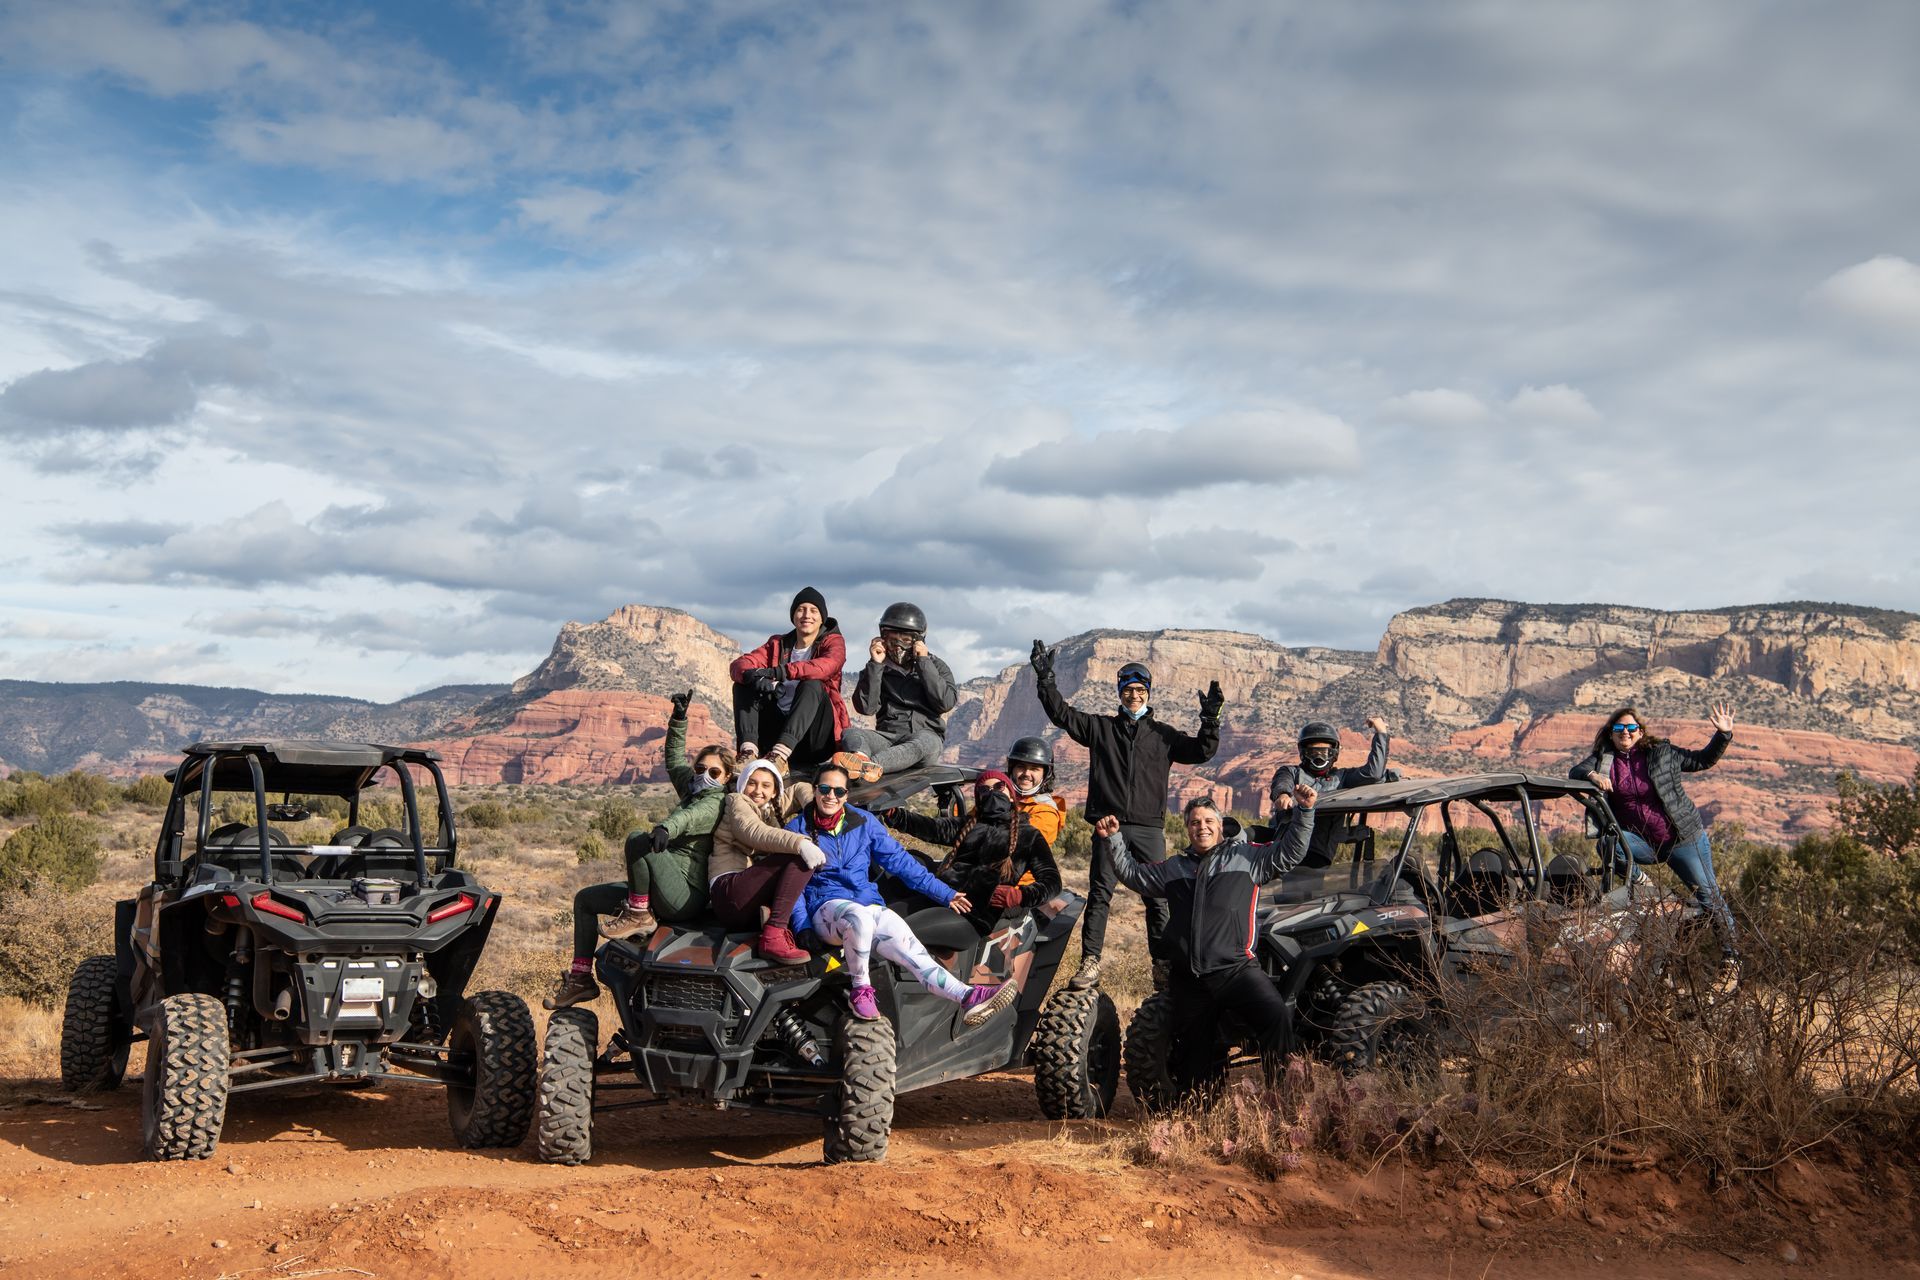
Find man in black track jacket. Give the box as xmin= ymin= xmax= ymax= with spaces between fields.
xmin=1031 ymin=642 xmax=1222 ymax=990
xmin=1094 ymin=784 xmax=1316 ymax=1097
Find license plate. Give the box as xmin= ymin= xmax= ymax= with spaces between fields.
xmin=341 ymin=977 xmax=385 ymax=1002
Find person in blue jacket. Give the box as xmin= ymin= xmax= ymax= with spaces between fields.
xmin=789 ymin=761 xmax=1020 ymax=1027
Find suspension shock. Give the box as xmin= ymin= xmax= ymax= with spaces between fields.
xmin=770 ymin=1009 xmax=826 ymax=1067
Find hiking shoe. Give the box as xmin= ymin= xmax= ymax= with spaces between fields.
xmin=830 ymin=751 xmax=884 ymax=784
xmin=961 ymin=980 xmax=1020 ymax=1027
xmin=848 ymin=985 xmax=882 ymax=1021
xmin=754 ymin=924 xmax=810 ymax=965
xmin=737 ymin=744 xmax=759 ymax=766
xmin=543 ymin=971 xmax=600 ymax=1010
xmin=1066 ymin=956 xmax=1101 ymax=991
xmin=598 ymin=903 xmax=658 ymax=941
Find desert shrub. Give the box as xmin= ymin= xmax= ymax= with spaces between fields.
xmin=0 ymin=780 xmax=65 ymax=821
xmin=1740 ymin=829 xmax=1920 ymax=958
xmin=464 ymin=799 xmax=510 ymax=829
xmin=575 ymin=833 xmax=608 ymax=864
xmin=591 ymin=798 xmax=639 ymax=844
xmin=0 ymin=887 xmax=114 ymax=1005
xmin=50 ymin=771 xmax=118 ymax=815
xmin=1832 ymin=765 xmax=1920 ymax=858
xmin=1055 ymin=807 xmax=1092 ymax=866
xmin=0 ymin=814 xmax=104 ymax=892
xmin=120 ymin=773 xmax=173 ymax=807
xmin=4 ymin=770 xmax=44 ymax=784
xmin=507 ymin=803 xmax=552 ymax=825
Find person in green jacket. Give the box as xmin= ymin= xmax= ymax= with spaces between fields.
xmin=546 ymin=693 xmax=734 ymax=1009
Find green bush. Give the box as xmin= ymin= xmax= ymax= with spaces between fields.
xmin=1832 ymin=766 xmax=1920 ymax=858
xmin=51 ymin=771 xmax=117 ymax=815
xmin=0 ymin=887 xmax=113 ymax=1005
xmin=0 ymin=814 xmax=104 ymax=893
xmin=464 ymin=799 xmax=510 ymax=829
xmin=0 ymin=780 xmax=67 ymax=821
xmin=576 ymin=833 xmax=608 ymax=864
xmin=591 ymin=798 xmax=639 ymax=844
xmin=120 ymin=773 xmax=173 ymax=807
xmin=1739 ymin=829 xmax=1920 ymax=957
xmin=1056 ymin=807 xmax=1092 ymax=864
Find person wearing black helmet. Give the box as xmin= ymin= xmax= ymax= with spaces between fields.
xmin=1031 ymin=641 xmax=1223 ymax=990
xmin=1268 ymin=717 xmax=1392 ymax=858
xmin=834 ymin=601 xmax=958 ymax=783
xmin=1005 ymin=735 xmax=1068 ymax=848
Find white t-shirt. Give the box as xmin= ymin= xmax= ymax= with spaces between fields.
xmin=777 ymin=643 xmax=814 ymax=713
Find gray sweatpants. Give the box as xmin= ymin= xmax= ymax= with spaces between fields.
xmin=840 ymin=725 xmax=943 ymax=774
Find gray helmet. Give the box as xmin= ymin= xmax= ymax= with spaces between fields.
xmin=1005 ymin=735 xmax=1055 ymax=792
xmin=878 ymin=601 xmax=928 ymax=635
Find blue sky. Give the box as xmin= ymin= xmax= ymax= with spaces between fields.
xmin=2 ymin=1 xmax=1918 ymax=701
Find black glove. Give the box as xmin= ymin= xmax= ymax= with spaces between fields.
xmin=1199 ymin=680 xmax=1224 ymax=720
xmin=1029 ymin=639 xmax=1054 ymax=680
xmin=753 ymin=669 xmax=782 ymax=696
xmin=669 ymin=689 xmax=692 ymax=719
xmin=649 ymin=824 xmax=670 ymax=853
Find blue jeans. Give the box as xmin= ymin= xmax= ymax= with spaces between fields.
xmin=1616 ymin=830 xmax=1738 ymax=957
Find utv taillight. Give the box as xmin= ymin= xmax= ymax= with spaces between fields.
xmin=251 ymin=891 xmax=306 ymax=923
xmin=426 ymin=893 xmax=476 ymax=923
xmin=221 ymin=893 xmax=241 ymax=909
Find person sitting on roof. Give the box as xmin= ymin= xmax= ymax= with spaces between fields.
xmin=730 ymin=587 xmax=848 ymax=772
xmin=832 ymin=601 xmax=957 ymax=784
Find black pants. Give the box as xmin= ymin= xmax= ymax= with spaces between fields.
xmin=1081 ymin=820 xmax=1171 ymax=961
xmin=732 ymin=679 xmax=837 ymax=769
xmin=1169 ymin=960 xmax=1292 ymax=1096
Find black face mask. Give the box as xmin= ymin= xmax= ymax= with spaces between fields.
xmin=975 ymin=790 xmax=1014 ymax=825
xmin=1300 ymin=744 xmax=1337 ymax=775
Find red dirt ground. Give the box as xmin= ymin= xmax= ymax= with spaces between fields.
xmin=2 ymin=1067 xmax=1916 ymax=1280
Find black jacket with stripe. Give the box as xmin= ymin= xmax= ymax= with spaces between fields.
xmin=1101 ymin=811 xmax=1315 ymax=978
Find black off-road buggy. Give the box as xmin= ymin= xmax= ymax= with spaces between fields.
xmin=58 ymin=741 xmax=536 ymax=1160
xmin=1123 ymin=771 xmax=1692 ymax=1108
xmin=534 ymin=765 xmax=1120 ymax=1165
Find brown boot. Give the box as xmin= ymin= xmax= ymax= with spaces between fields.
xmin=543 ymin=970 xmax=600 ymax=1010
xmin=598 ymin=903 xmax=657 ymax=940
xmin=754 ymin=925 xmax=810 ymax=965
xmin=830 ymin=751 xmax=884 ymax=784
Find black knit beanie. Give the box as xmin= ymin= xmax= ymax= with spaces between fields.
xmin=790 ymin=586 xmax=828 ymax=622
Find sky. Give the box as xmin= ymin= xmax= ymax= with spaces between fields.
xmin=2 ymin=1 xmax=1918 ymax=702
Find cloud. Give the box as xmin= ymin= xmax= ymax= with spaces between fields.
xmin=1507 ymin=384 xmax=1602 ymax=426
xmin=1380 ymin=388 xmax=1492 ymax=428
xmin=0 ymin=326 xmax=272 ymax=435
xmin=1809 ymin=256 xmax=1920 ymax=333
xmin=984 ymin=409 xmax=1360 ymax=498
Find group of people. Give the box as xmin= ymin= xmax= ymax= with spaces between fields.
xmin=545 ymin=586 xmax=1744 ymax=1085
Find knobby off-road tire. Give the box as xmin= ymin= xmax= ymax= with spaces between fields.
xmin=1032 ymin=987 xmax=1120 ymax=1119
xmin=61 ymin=954 xmax=130 ymax=1093
xmin=141 ymin=993 xmax=230 ymax=1161
xmin=823 ymin=1016 xmax=896 ymax=1164
xmin=1123 ymin=990 xmax=1180 ymax=1114
xmin=447 ymin=990 xmax=536 ymax=1148
xmin=1325 ymin=980 xmax=1433 ymax=1075
xmin=536 ymin=1006 xmax=598 ymax=1165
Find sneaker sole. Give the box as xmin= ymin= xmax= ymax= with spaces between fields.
xmin=829 ymin=752 xmax=884 ymax=784
xmin=962 ymin=983 xmax=1020 ymax=1027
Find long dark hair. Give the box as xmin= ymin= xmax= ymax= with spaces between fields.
xmin=1590 ymin=705 xmax=1666 ymax=756
xmin=946 ymin=800 xmax=1023 ymax=885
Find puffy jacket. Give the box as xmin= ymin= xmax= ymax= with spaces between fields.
xmin=786 ymin=805 xmax=956 ymax=933
xmin=1017 ymin=793 xmax=1067 ymax=847
xmin=1036 ymin=674 xmax=1218 ymax=825
xmin=625 ymin=715 xmax=725 ymax=874
xmin=938 ymin=821 xmax=1061 ymax=934
xmin=708 ymin=781 xmax=816 ymax=883
xmin=852 ymin=651 xmax=957 ymax=739
xmin=1103 ymin=811 xmax=1314 ymax=977
xmin=730 ymin=621 xmax=851 ymax=740
xmin=1570 ymin=731 xmax=1730 ymax=844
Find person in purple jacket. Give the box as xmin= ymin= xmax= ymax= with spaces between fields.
xmin=1570 ymin=702 xmax=1740 ymax=984
xmin=788 ymin=762 xmax=1020 ymax=1027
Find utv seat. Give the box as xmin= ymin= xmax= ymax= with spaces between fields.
xmin=1447 ymin=849 xmax=1513 ymax=918
xmin=200 ymin=823 xmax=312 ymax=881
xmin=1544 ymin=853 xmax=1599 ymax=906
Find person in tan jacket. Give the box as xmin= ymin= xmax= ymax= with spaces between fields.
xmin=709 ymin=759 xmax=825 ymax=963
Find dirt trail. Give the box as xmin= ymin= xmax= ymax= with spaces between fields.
xmin=3 ymin=1067 xmax=1916 ymax=1280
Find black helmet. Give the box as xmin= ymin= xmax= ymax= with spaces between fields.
xmin=1116 ymin=661 xmax=1152 ymax=692
xmin=1005 ymin=735 xmax=1055 ymax=793
xmin=878 ymin=601 xmax=927 ymax=635
xmin=1298 ymin=721 xmax=1340 ymax=775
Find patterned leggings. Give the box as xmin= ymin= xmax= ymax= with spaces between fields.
xmin=811 ymin=899 xmax=971 ymax=1002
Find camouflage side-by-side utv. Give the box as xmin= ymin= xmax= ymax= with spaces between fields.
xmin=534 ymin=765 xmax=1119 ymax=1165
xmin=58 ymin=741 xmax=536 ymax=1160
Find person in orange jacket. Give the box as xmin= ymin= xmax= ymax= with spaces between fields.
xmin=884 ymin=736 xmax=1068 ymax=851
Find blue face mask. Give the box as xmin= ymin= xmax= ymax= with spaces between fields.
xmin=1123 ymin=704 xmax=1149 ymax=721
xmin=689 ymin=770 xmax=724 ymax=795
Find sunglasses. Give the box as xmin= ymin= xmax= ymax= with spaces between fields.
xmin=816 ymin=784 xmax=849 ymax=797
xmin=980 ymin=781 xmax=1008 ymax=794
xmin=1610 ymin=724 xmax=1641 ymax=734
xmin=700 ymin=765 xmax=728 ymax=779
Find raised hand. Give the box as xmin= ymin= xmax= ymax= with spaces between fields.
xmin=1092 ymin=814 xmax=1120 ymax=839
xmin=869 ymin=637 xmax=887 ymax=663
xmin=1030 ymin=639 xmax=1057 ymax=680
xmin=1198 ymin=680 xmax=1224 ymax=720
xmin=669 ymin=689 xmax=692 ymax=719
xmin=1365 ymin=715 xmax=1389 ymax=735
xmin=1292 ymin=782 xmax=1318 ymax=809
xmin=1709 ymin=702 xmax=1736 ymax=736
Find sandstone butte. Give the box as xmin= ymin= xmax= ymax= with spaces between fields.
xmin=419 ymin=599 xmax=1920 ymax=846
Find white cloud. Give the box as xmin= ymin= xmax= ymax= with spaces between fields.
xmin=1809 ymin=256 xmax=1920 ymax=333
xmin=984 ymin=409 xmax=1360 ymax=497
xmin=1507 ymin=384 xmax=1602 ymax=426
xmin=1380 ymin=388 xmax=1492 ymax=428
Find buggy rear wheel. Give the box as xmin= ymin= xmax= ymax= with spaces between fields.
xmin=446 ymin=990 xmax=536 ymax=1148
xmin=1032 ymin=987 xmax=1120 ymax=1119
xmin=1325 ymin=980 xmax=1434 ymax=1075
xmin=141 ymin=993 xmax=229 ymax=1161
xmin=61 ymin=955 xmax=130 ymax=1093
xmin=823 ymin=1016 xmax=895 ymax=1164
xmin=536 ymin=1007 xmax=598 ymax=1165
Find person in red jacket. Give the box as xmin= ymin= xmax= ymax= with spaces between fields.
xmin=729 ymin=587 xmax=849 ymax=771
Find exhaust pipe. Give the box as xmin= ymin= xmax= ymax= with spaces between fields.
xmin=271 ymin=988 xmax=294 ymax=1021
